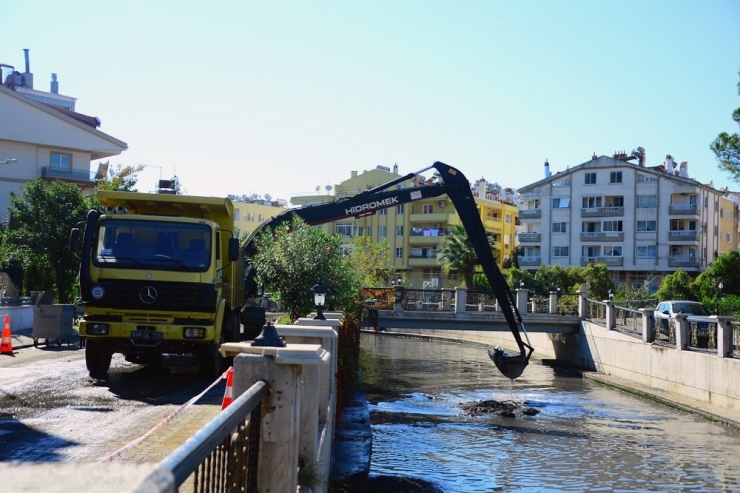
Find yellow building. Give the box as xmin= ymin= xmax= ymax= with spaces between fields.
xmin=291 ymin=165 xmax=518 ymax=289
xmin=231 ymin=196 xmax=288 ymax=240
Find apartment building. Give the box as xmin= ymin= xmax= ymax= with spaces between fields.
xmin=516 ymin=151 xmax=738 ymax=291
xmin=291 ymin=165 xmax=518 ymax=288
xmin=230 ymin=194 xmax=288 ymax=239
xmin=0 ymin=49 xmax=127 ymax=221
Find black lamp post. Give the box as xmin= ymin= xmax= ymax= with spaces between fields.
xmin=312 ymin=278 xmax=328 ymax=320
xmin=608 ymin=290 xmax=614 ymax=301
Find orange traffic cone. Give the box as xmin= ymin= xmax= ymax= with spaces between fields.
xmin=0 ymin=314 xmax=13 ymax=354
xmin=221 ymin=367 xmax=234 ymax=410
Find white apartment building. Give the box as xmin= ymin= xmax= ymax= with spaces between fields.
xmin=516 ymin=151 xmax=738 ymax=291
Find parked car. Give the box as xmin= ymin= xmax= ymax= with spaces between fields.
xmin=654 ymin=300 xmax=714 ymax=335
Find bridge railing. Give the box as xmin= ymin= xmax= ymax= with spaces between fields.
xmin=403 ymin=289 xmax=456 ymax=311
xmin=157 ymin=379 xmax=268 ymax=491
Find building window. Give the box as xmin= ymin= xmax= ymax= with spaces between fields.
xmin=234 ymin=209 xmax=240 ymax=221
xmin=582 ymin=196 xmax=602 ymax=208
xmin=604 ymin=245 xmax=622 ymax=257
xmin=379 ymin=226 xmax=387 ymax=237
xmin=704 ymin=196 xmax=709 ymax=208
xmin=727 ymin=232 xmax=731 ymax=242
xmin=504 ymin=233 xmax=511 ymax=249
xmin=584 ymin=172 xmax=596 ymax=185
xmin=636 ymin=220 xmax=656 ymax=232
xmin=720 ymin=208 xmax=724 ymax=218
xmin=552 ymin=222 xmax=569 ymax=233
xmin=602 ymin=220 xmax=623 ymax=232
xmin=552 ymin=246 xmax=569 ymax=257
xmin=396 ymin=225 xmax=404 ymax=236
xmin=379 ymin=209 xmax=387 ymax=216
xmin=258 ymin=215 xmax=264 ymax=222
xmin=366 ymin=226 xmax=372 ymax=237
xmin=397 ymin=204 xmax=404 ymax=214
xmin=395 ymin=247 xmax=403 ymax=258
xmin=609 ymin=171 xmax=622 ymax=184
xmin=637 ymin=174 xmax=657 ymax=182
xmin=51 ymin=152 xmax=71 ymax=169
xmin=582 ymin=245 xmax=600 ymax=257
xmin=636 ymin=245 xmax=657 ymax=258
xmin=423 ymin=204 xmax=434 ymax=214
xmin=505 ymin=214 xmax=512 ymax=224
xmin=335 ymin=223 xmax=356 ymax=237
xmin=636 ymin=195 xmax=657 ymax=207
xmin=552 ymin=198 xmax=570 ymax=209
xmin=357 ymin=226 xmax=364 ymax=236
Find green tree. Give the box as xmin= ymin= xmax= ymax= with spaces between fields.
xmin=96 ymin=164 xmax=145 ymax=192
xmin=438 ymin=224 xmax=497 ymax=288
xmin=711 ymin=70 xmax=740 ymax=181
xmin=656 ymin=270 xmax=696 ymax=302
xmin=346 ymin=235 xmax=392 ymax=287
xmin=251 ymin=216 xmax=358 ymax=319
xmin=5 ymin=179 xmax=89 ymax=302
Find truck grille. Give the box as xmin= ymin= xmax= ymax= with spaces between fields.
xmin=83 ymin=279 xmax=218 ymax=313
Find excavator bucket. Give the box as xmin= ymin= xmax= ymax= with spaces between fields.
xmin=488 ymin=347 xmax=530 ymax=380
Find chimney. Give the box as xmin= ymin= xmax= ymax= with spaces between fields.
xmin=393 ymin=163 xmax=398 ymax=175
xmin=637 ymin=146 xmax=645 ymax=166
xmin=50 ymin=73 xmax=58 ymax=94
xmin=664 ymin=155 xmax=675 ymax=174
xmin=21 ymin=48 xmax=33 ymax=89
xmin=351 ymin=171 xmax=357 ymax=178
xmin=679 ymin=162 xmax=688 ymax=178
xmin=544 ymin=159 xmax=550 ymax=178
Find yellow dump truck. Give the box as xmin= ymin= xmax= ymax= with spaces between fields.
xmin=71 ymin=191 xmax=243 ymax=378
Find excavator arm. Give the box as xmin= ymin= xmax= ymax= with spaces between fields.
xmin=242 ymin=161 xmax=533 ymax=379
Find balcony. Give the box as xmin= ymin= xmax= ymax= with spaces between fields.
xmin=409 ymin=212 xmax=451 ymax=224
xmin=409 ymin=228 xmax=449 ymax=245
xmin=669 ymin=204 xmax=699 ymax=216
xmin=580 ymin=232 xmax=624 ymax=242
xmin=580 ymin=256 xmax=624 ymax=267
xmin=580 ymin=206 xmax=624 ymax=218
xmin=41 ymin=166 xmax=97 ymax=185
xmin=518 ymin=209 xmax=541 ymax=219
xmin=668 ymin=256 xmax=700 ymax=268
xmin=518 ymin=256 xmax=541 ymax=267
xmin=518 ymin=233 xmax=541 ymax=242
xmin=668 ymin=230 xmax=698 ymax=241
xmin=409 ymin=257 xmax=441 ymax=267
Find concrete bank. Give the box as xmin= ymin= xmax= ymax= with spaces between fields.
xmin=370 ymin=326 xmax=740 ymax=431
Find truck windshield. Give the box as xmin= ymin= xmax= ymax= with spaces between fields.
xmin=92 ymin=219 xmax=212 ymax=272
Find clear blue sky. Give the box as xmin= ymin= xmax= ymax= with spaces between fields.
xmin=2 ymin=1 xmax=739 ymax=204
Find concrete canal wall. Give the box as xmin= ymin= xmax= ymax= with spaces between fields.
xmin=384 ymin=319 xmax=740 ymax=416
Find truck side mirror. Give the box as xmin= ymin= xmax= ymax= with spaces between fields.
xmin=69 ymin=228 xmax=79 ymax=251
xmin=228 ymin=238 xmax=239 ymax=261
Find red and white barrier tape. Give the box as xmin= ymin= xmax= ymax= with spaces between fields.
xmin=98 ymin=367 xmax=232 ymax=463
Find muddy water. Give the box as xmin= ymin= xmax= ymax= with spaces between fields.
xmin=360 ymin=333 xmax=740 ymax=492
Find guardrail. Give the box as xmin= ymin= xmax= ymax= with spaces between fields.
xmin=157 ymin=380 xmax=268 ymax=491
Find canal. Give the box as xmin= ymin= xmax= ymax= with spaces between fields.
xmin=360 ymin=332 xmax=740 ymax=492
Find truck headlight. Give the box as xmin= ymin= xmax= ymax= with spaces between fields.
xmin=183 ymin=327 xmax=206 ymax=339
xmin=87 ymin=323 xmax=109 ymax=335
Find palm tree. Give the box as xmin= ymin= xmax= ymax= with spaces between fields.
xmin=437 ymin=224 xmax=497 ymax=288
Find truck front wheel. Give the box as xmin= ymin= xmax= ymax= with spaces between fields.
xmin=86 ymin=340 xmax=112 ymax=379
xmin=199 ymin=338 xmax=224 ymax=379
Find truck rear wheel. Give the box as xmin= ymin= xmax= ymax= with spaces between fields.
xmin=86 ymin=340 xmax=112 ymax=379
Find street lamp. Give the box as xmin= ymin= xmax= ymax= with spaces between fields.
xmin=519 ymin=281 xmax=524 ymax=289
xmin=608 ymin=290 xmax=614 ymax=301
xmin=397 ymin=275 xmax=403 ymax=286
xmin=312 ymin=278 xmax=328 ymax=320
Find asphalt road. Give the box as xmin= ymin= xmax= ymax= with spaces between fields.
xmin=0 ymin=342 xmax=225 ymax=464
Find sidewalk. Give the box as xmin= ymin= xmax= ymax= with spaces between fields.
xmin=5 ymin=325 xmax=81 ymax=350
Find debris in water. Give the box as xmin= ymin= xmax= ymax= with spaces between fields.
xmin=456 ymin=399 xmax=540 ymax=418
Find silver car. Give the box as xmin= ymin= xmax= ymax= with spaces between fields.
xmin=654 ymin=300 xmax=714 ymax=335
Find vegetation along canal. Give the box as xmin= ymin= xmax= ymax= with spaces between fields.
xmin=360 ymin=332 xmax=740 ymax=492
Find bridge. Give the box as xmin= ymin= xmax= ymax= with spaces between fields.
xmin=362 ymin=287 xmax=583 ymax=333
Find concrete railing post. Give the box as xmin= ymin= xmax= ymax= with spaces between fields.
xmin=455 ymin=287 xmax=466 ymax=314
xmin=578 ymin=286 xmax=588 ymax=318
xmin=516 ymin=288 xmax=528 ymax=315
xmin=716 ymin=316 xmax=734 ymax=357
xmin=639 ymin=308 xmax=655 ymax=343
xmin=549 ymin=291 xmax=558 ymax=314
xmin=605 ymin=301 xmax=615 ymax=330
xmin=674 ymin=313 xmax=688 ymax=350
xmin=224 ymin=343 xmax=328 ymax=493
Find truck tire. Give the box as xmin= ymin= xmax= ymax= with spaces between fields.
xmin=223 ymin=310 xmax=241 ymax=343
xmin=199 ymin=339 xmax=224 ymax=379
xmin=86 ymin=340 xmax=112 ymax=379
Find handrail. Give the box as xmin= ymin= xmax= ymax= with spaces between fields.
xmin=158 ymin=379 xmax=269 ymax=487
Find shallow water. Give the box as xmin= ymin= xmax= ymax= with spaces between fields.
xmin=361 ymin=333 xmax=740 ymax=492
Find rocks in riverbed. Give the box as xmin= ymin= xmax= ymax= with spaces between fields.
xmin=457 ymin=399 xmax=540 ymax=418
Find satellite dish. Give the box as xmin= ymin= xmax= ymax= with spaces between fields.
xmin=228 ymin=194 xmax=235 ymax=200
xmin=315 ymin=186 xmax=320 ymax=192
xmin=325 ymin=185 xmax=332 ymax=192
xmin=264 ymin=194 xmax=272 ymax=201
xmin=242 ymin=194 xmax=248 ymax=201
xmin=251 ymin=193 xmax=258 ymax=200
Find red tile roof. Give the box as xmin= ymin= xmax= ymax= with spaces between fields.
xmin=41 ymin=102 xmax=100 ymax=128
